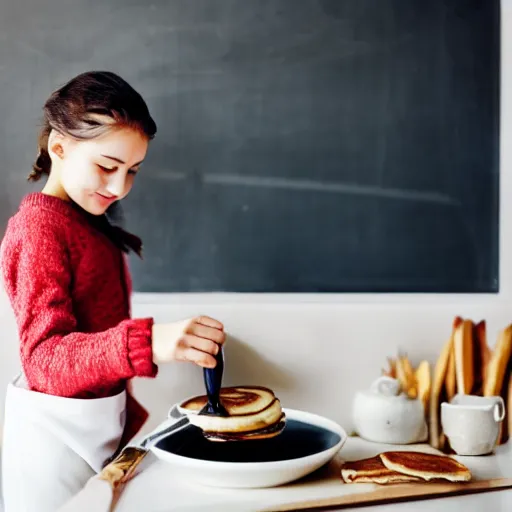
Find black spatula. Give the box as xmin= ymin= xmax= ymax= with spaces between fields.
xmin=201 ymin=345 xmax=228 ymax=416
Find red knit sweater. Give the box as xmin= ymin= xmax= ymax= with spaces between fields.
xmin=0 ymin=192 xmax=158 ymax=446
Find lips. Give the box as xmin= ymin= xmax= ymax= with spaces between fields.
xmin=180 ymin=386 xmax=286 ymax=441
xmin=94 ymin=192 xmax=116 ymax=205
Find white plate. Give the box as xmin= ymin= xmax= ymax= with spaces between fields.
xmin=150 ymin=407 xmax=347 ymax=488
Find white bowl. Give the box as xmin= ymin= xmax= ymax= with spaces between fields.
xmin=150 ymin=407 xmax=347 ymax=488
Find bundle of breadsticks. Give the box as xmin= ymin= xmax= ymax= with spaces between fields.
xmin=382 ymin=354 xmax=431 ymax=413
xmin=429 ymin=317 xmax=511 ymax=452
xmin=382 ymin=317 xmax=511 ymax=453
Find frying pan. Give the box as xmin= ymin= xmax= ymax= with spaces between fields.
xmin=151 ymin=406 xmax=347 ymax=488
xmin=150 ymin=347 xmax=347 ymax=488
xmin=100 ymin=346 xmax=347 ymax=491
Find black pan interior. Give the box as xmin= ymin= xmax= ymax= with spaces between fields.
xmin=154 ymin=419 xmax=341 ymax=463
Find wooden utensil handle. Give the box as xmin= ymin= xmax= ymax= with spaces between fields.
xmin=99 ymin=446 xmax=147 ymax=489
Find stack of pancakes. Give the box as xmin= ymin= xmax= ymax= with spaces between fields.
xmin=341 ymin=451 xmax=471 ymax=484
xmin=179 ymin=385 xmax=286 ymax=441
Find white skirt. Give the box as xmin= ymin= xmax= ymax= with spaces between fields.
xmin=2 ymin=374 xmax=126 ymax=512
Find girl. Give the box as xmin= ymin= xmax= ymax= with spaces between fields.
xmin=0 ymin=71 xmax=226 ymax=512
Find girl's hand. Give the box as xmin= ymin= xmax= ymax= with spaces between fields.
xmin=151 ymin=316 xmax=226 ymax=368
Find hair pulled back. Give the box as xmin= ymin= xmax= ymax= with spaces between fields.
xmin=30 ymin=71 xmax=157 ymax=257
xmin=29 ymin=71 xmax=156 ymax=181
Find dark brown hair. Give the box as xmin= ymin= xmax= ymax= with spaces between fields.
xmin=30 ymin=71 xmax=157 ymax=257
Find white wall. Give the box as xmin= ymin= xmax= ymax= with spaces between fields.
xmin=1 ymin=1 xmax=511 ymax=437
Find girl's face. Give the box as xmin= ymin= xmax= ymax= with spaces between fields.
xmin=49 ymin=126 xmax=149 ymax=215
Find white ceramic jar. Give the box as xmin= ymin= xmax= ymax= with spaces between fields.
xmin=352 ymin=376 xmax=428 ymax=444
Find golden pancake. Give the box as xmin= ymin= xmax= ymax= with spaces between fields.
xmin=380 ymin=451 xmax=471 ymax=482
xmin=180 ymin=386 xmax=285 ymax=441
xmin=341 ymin=456 xmax=421 ymax=484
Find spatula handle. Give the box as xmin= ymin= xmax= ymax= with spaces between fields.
xmin=203 ymin=345 xmax=227 ymax=415
xmin=98 ymin=446 xmax=147 ymax=511
xmin=99 ymin=446 xmax=147 ymax=489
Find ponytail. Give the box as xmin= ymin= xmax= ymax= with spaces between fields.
xmin=83 ymin=202 xmax=144 ymax=259
xmin=104 ymin=202 xmax=144 ymax=258
xmin=28 ymin=124 xmax=52 ymax=182
xmin=92 ymin=217 xmax=144 ymax=258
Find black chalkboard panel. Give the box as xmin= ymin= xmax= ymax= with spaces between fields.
xmin=0 ymin=0 xmax=500 ymax=292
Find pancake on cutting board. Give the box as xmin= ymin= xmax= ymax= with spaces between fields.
xmin=380 ymin=451 xmax=471 ymax=482
xmin=341 ymin=451 xmax=471 ymax=484
xmin=341 ymin=456 xmax=421 ymax=484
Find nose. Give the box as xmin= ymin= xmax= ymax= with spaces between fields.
xmin=105 ymin=172 xmax=126 ymax=198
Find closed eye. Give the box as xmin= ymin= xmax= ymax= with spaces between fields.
xmin=99 ymin=164 xmax=139 ymax=175
xmin=98 ymin=164 xmax=116 ymax=172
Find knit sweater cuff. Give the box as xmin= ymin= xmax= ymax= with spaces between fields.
xmin=126 ymin=317 xmax=158 ymax=378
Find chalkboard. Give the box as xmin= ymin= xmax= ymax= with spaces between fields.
xmin=0 ymin=0 xmax=500 ymax=293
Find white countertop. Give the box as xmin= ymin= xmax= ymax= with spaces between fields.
xmin=62 ymin=437 xmax=512 ymax=512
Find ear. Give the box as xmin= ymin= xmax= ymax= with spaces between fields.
xmin=47 ymin=129 xmax=67 ymax=160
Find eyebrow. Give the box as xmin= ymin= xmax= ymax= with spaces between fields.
xmin=101 ymin=154 xmax=144 ymax=167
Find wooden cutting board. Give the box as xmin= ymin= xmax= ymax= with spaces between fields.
xmin=255 ymin=438 xmax=512 ymax=512
xmin=261 ymin=477 xmax=512 ymax=511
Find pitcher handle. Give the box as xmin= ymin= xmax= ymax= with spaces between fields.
xmin=493 ymin=396 xmax=506 ymax=422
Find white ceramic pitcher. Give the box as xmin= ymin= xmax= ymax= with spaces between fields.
xmin=441 ymin=394 xmax=505 ymax=456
